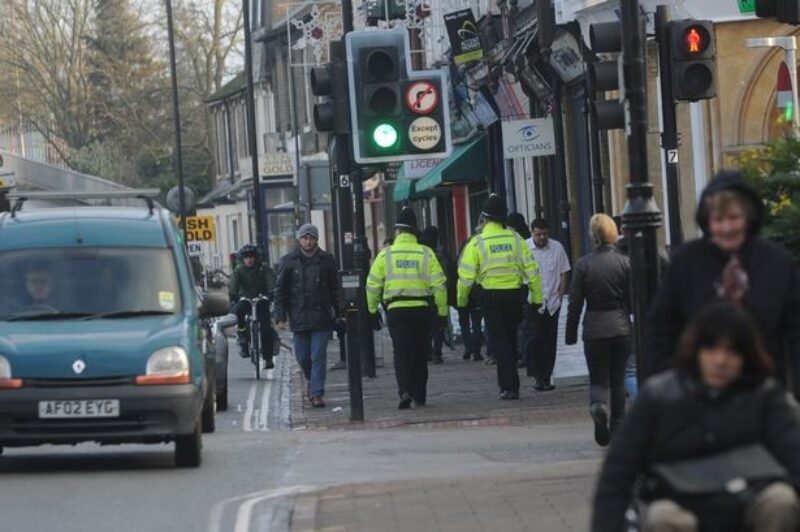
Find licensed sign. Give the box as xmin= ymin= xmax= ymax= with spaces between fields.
xmin=180 ymin=215 xmax=217 ymax=242
xmin=444 ymin=9 xmax=484 ymax=65
xmin=403 ymin=158 xmax=443 ymax=179
xmin=501 ymin=118 xmax=557 ymax=159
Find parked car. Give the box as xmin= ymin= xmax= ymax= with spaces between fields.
xmin=0 ymin=193 xmax=229 ymax=467
xmin=209 ymin=313 xmax=237 ymax=412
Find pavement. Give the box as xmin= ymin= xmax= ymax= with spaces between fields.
xmin=290 ymin=305 xmax=589 ymax=430
xmin=280 ymin=308 xmax=601 ymax=531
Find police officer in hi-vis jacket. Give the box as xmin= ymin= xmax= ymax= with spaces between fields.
xmin=367 ymin=207 xmax=448 ymax=410
xmin=457 ymin=195 xmax=543 ymax=400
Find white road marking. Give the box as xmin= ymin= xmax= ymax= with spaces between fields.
xmin=206 ymin=485 xmax=319 ymax=532
xmin=258 ymin=369 xmax=273 ymax=431
xmin=242 ymin=382 xmax=257 ymax=432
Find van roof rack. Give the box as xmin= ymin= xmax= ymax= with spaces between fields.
xmin=7 ymin=189 xmax=161 ymax=217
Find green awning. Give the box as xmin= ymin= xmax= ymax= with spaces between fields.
xmin=415 ymin=134 xmax=488 ymax=193
xmin=393 ymin=174 xmax=416 ymax=202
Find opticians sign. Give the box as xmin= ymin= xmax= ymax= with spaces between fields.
xmin=501 ymin=118 xmax=556 ymax=159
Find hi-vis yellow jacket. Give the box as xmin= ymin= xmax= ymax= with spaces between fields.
xmin=456 ymin=221 xmax=543 ymax=307
xmin=366 ymin=232 xmax=448 ymax=317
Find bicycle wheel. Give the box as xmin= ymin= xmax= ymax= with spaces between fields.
xmin=251 ymin=321 xmax=260 ymax=380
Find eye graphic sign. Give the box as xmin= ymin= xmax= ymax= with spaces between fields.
xmin=501 ymin=118 xmax=557 ymax=159
xmin=444 ymin=9 xmax=484 ymax=65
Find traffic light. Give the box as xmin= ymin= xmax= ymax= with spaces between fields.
xmin=588 ymin=21 xmax=625 ymax=130
xmin=668 ymin=20 xmax=717 ymax=101
xmin=346 ymin=29 xmax=452 ymax=164
xmin=310 ymin=40 xmax=350 ymax=135
xmin=755 ymin=0 xmax=800 ymax=24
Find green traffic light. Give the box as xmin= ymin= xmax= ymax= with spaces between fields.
xmin=372 ymin=123 xmax=398 ymax=149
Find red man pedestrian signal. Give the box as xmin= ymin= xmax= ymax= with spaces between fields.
xmin=668 ymin=20 xmax=717 ymax=101
xmin=682 ymin=26 xmax=709 ymax=56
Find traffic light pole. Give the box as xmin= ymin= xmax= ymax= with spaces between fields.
xmin=656 ymin=6 xmax=683 ymax=247
xmin=243 ymin=0 xmax=267 ymax=262
xmin=620 ymin=0 xmax=663 ymax=383
xmin=351 ymin=166 xmax=377 ymax=378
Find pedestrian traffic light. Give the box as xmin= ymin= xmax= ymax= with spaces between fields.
xmin=668 ymin=20 xmax=717 ymax=101
xmin=346 ymin=29 xmax=452 ymax=164
xmin=310 ymin=40 xmax=350 ymax=135
xmin=588 ymin=21 xmax=625 ymax=130
xmin=755 ymin=0 xmax=800 ymax=24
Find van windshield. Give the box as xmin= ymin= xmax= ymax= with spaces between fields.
xmin=0 ymin=247 xmax=182 ymax=320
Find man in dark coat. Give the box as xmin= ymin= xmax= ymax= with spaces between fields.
xmin=646 ymin=170 xmax=800 ymax=392
xmin=420 ymin=225 xmax=454 ymax=364
xmin=274 ymin=224 xmax=340 ymax=408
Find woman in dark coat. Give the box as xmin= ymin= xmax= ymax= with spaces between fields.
xmin=566 ymin=213 xmax=631 ymax=446
xmin=646 ymin=170 xmax=800 ymax=392
xmin=592 ymin=302 xmax=800 ymax=532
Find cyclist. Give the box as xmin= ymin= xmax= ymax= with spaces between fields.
xmin=229 ymin=244 xmax=275 ymax=369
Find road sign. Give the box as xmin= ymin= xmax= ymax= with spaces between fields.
xmin=408 ymin=117 xmax=442 ymax=150
xmin=405 ymin=81 xmax=439 ymax=115
xmin=187 ymin=241 xmax=204 ymax=256
xmin=181 ymin=215 xmax=216 ymax=241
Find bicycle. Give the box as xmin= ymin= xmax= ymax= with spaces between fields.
xmin=238 ymin=295 xmax=271 ymax=380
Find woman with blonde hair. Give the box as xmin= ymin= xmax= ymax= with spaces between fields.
xmin=566 ymin=213 xmax=632 ymax=446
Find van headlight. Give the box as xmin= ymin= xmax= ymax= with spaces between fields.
xmin=0 ymin=355 xmax=23 ymax=389
xmin=135 ymin=347 xmax=190 ymax=385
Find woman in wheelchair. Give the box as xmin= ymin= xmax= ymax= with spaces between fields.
xmin=592 ymin=302 xmax=800 ymax=532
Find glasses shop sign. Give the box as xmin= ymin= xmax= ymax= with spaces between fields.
xmin=501 ymin=118 xmax=556 ymax=159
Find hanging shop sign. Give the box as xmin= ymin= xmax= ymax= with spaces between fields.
xmin=501 ymin=118 xmax=557 ymax=159
xmin=444 ymin=9 xmax=484 ymax=65
xmin=550 ymin=31 xmax=585 ymax=83
xmin=262 ymin=153 xmax=295 ymax=178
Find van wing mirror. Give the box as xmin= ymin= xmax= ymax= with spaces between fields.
xmin=199 ymin=291 xmax=230 ymax=318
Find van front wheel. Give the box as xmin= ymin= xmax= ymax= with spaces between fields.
xmin=174 ymin=421 xmax=202 ymax=468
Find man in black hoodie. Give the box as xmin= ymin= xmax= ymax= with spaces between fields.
xmin=646 ymin=170 xmax=800 ymax=392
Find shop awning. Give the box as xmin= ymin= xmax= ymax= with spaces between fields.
xmin=414 ymin=134 xmax=488 ymax=193
xmin=393 ymin=173 xmax=416 ymax=202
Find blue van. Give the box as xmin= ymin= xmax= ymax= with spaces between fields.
xmin=0 ymin=192 xmax=229 ymax=467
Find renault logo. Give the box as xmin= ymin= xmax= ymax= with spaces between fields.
xmin=72 ymin=359 xmax=86 ymax=375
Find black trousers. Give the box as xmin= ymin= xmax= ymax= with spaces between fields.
xmin=431 ymin=323 xmax=444 ymax=358
xmin=388 ymin=307 xmax=433 ymax=402
xmin=526 ymin=308 xmax=560 ymax=380
xmin=232 ymin=299 xmax=273 ymax=360
xmin=483 ymin=289 xmax=524 ymax=393
xmin=583 ymin=335 xmax=630 ymax=429
xmin=457 ymin=308 xmax=483 ymax=356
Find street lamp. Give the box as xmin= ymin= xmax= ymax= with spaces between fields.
xmin=747 ymin=36 xmax=800 ymax=137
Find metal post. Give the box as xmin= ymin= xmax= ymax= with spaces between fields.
xmin=584 ymin=44 xmax=605 ymax=213
xmin=165 ymin=0 xmax=187 ymax=241
xmin=746 ymin=36 xmax=800 ymax=138
xmin=621 ymin=0 xmax=663 ymax=383
xmin=351 ymin=166 xmax=377 ymax=378
xmin=243 ymin=0 xmax=268 ymax=263
xmin=656 ymin=6 xmax=683 ymax=247
xmin=345 ymin=305 xmax=364 ymax=421
xmin=787 ymin=45 xmax=800 ymax=137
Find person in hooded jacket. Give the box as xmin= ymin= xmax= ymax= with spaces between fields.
xmin=229 ymin=244 xmax=276 ymax=369
xmin=646 ymin=170 xmax=800 ymax=394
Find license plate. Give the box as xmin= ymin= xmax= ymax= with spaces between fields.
xmin=38 ymin=399 xmax=120 ymax=419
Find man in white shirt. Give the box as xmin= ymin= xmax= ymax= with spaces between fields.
xmin=525 ymin=218 xmax=571 ymax=391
